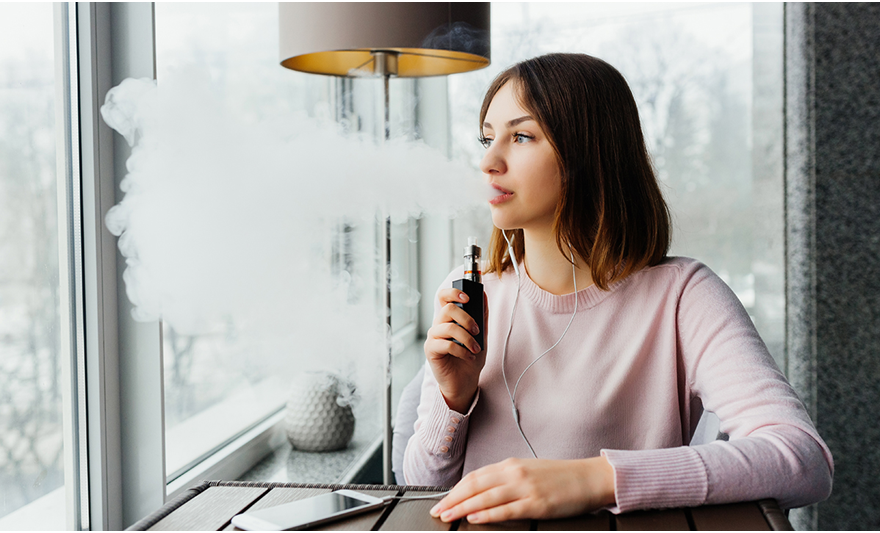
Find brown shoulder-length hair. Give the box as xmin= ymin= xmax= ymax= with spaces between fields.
xmin=482 ymin=53 xmax=671 ymax=290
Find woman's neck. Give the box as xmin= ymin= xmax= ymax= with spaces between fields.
xmin=521 ymin=228 xmax=594 ymax=295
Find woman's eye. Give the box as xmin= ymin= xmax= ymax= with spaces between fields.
xmin=478 ymin=136 xmax=493 ymax=148
xmin=513 ymin=133 xmax=534 ymax=144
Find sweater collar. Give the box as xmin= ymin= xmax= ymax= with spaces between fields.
xmin=515 ymin=261 xmax=628 ymax=314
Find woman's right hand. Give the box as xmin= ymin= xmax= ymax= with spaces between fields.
xmin=424 ymin=288 xmax=489 ymax=413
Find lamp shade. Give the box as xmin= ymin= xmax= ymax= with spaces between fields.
xmin=279 ymin=2 xmax=490 ymax=77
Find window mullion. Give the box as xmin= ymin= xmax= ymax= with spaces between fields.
xmin=76 ymin=2 xmax=165 ymax=530
xmin=105 ymin=3 xmax=167 ymax=529
xmin=76 ymin=3 xmax=123 ymax=530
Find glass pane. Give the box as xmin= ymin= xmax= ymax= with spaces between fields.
xmin=449 ymin=3 xmax=784 ymax=365
xmin=154 ymin=2 xmax=323 ymax=478
xmin=149 ymin=2 xmax=446 ymax=484
xmin=155 ymin=3 xmax=418 ymax=481
xmin=0 ymin=3 xmax=66 ymax=529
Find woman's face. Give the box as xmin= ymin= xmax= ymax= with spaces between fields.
xmin=480 ymin=82 xmax=562 ymax=233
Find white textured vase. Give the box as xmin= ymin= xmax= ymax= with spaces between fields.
xmin=285 ymin=371 xmax=355 ymax=452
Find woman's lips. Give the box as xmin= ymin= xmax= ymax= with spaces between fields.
xmin=489 ymin=191 xmax=514 ymax=205
xmin=486 ymin=183 xmax=513 ymax=205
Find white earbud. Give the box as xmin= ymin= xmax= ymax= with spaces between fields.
xmin=503 ymin=230 xmax=520 ymax=277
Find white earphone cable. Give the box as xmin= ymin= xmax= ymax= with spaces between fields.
xmin=500 ymin=230 xmax=579 ymax=458
xmin=382 ymin=490 xmax=450 ymax=504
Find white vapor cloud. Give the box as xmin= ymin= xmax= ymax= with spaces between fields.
xmin=100 ymin=67 xmax=484 ymax=385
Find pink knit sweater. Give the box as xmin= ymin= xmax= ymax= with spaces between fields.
xmin=402 ymin=257 xmax=833 ymax=513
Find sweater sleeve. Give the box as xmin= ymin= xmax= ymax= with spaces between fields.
xmin=402 ymin=266 xmax=479 ymax=487
xmin=402 ymin=363 xmax=480 ymax=487
xmin=602 ymin=262 xmax=833 ymax=513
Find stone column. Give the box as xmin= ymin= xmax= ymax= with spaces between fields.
xmin=785 ymin=3 xmax=880 ymax=530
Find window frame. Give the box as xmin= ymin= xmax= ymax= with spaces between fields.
xmin=0 ymin=3 xmax=88 ymax=530
xmin=54 ymin=3 xmax=89 ymax=530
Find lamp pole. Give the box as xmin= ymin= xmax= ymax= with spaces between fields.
xmin=372 ymin=50 xmax=397 ymax=485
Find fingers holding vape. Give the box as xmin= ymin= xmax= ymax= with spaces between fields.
xmin=425 ymin=289 xmax=489 ymax=413
xmin=426 ymin=236 xmax=488 ymax=413
xmin=430 ymin=289 xmax=483 ymax=354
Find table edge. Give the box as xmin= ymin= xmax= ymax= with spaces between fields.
xmin=124 ymin=481 xmax=451 ymax=531
xmin=126 ymin=482 xmax=793 ymax=532
xmin=758 ymin=499 xmax=794 ymax=531
xmin=125 ymin=481 xmax=212 ymax=531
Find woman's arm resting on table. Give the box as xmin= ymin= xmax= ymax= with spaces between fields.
xmin=676 ymin=261 xmax=833 ymax=510
xmin=429 ymin=456 xmax=616 ymax=524
xmin=600 ymin=262 xmax=832 ymax=514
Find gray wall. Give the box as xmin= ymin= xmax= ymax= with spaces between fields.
xmin=785 ymin=3 xmax=880 ymax=530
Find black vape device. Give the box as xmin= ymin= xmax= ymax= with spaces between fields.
xmin=453 ymin=237 xmax=484 ymax=351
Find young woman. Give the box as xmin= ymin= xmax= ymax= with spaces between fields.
xmin=402 ymin=53 xmax=833 ymax=524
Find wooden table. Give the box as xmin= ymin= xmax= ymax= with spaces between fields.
xmin=126 ymin=481 xmax=793 ymax=531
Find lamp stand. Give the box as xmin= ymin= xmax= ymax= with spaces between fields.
xmin=373 ymin=51 xmax=397 ymax=485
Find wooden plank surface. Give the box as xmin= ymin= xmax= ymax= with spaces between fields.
xmin=379 ymin=491 xmax=452 ymax=531
xmin=313 ymin=489 xmax=399 ymax=531
xmin=537 ymin=510 xmax=612 ymax=531
xmin=225 ymin=487 xmax=331 ymax=531
xmin=615 ymin=508 xmax=691 ymax=531
xmin=140 ymin=482 xmax=793 ymax=532
xmin=690 ymin=502 xmax=770 ymax=530
xmin=458 ymin=518 xmax=532 ymax=531
xmin=149 ymin=486 xmax=267 ymax=531
xmin=758 ymin=500 xmax=793 ymax=531
xmin=244 ymin=487 xmax=332 ymax=512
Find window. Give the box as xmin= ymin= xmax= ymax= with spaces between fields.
xmin=0 ymin=3 xmax=69 ymax=530
xmin=154 ymin=3 xmax=424 ymax=486
xmin=155 ymin=2 xmax=333 ymax=482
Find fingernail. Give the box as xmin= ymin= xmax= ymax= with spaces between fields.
xmin=468 ymin=513 xmax=484 ymax=523
xmin=472 ymin=344 xmax=480 ymax=354
xmin=430 ymin=504 xmax=441 ymax=517
xmin=471 ymin=324 xmax=480 ymax=334
xmin=459 ymin=293 xmax=468 ymax=302
xmin=441 ymin=510 xmax=454 ymax=521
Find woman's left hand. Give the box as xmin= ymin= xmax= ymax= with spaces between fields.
xmin=429 ymin=456 xmax=617 ymax=524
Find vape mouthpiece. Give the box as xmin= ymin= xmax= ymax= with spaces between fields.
xmin=464 ymin=237 xmax=481 ymax=283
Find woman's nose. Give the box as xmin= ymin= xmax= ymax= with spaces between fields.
xmin=479 ymin=144 xmax=506 ymax=175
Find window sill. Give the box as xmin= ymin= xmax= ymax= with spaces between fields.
xmin=166 ymin=336 xmax=425 ymax=498
xmin=165 ymin=376 xmax=289 ymax=480
xmin=166 ymin=401 xmax=383 ymax=500
xmin=234 ymin=408 xmax=383 ymax=485
xmin=166 ymin=408 xmax=288 ymax=500
xmin=232 ymin=338 xmax=425 ymax=486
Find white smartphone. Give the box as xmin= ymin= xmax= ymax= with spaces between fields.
xmin=230 ymin=489 xmax=386 ymax=531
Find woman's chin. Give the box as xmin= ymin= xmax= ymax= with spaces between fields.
xmin=489 ymin=214 xmax=519 ymax=232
